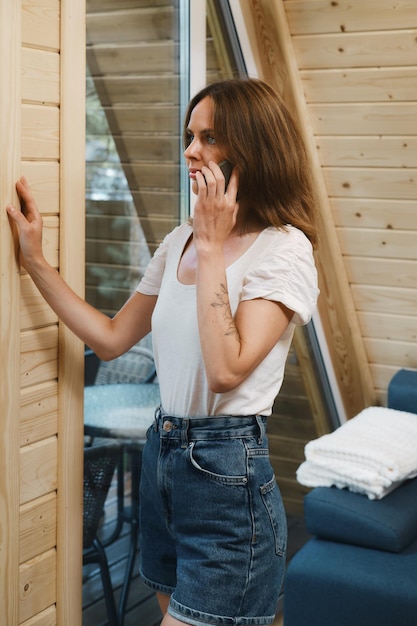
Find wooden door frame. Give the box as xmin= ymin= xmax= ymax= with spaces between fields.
xmin=57 ymin=1 xmax=86 ymax=623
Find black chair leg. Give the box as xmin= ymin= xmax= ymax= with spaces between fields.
xmin=93 ymin=537 xmax=119 ymax=626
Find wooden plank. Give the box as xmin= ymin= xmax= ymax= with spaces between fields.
xmin=106 ymin=105 xmax=179 ymax=134
xmin=19 ymin=548 xmax=56 ymax=623
xmin=91 ymin=75 xmax=179 ymax=105
xmin=20 ymin=161 xmax=60 ymax=215
xmin=316 ymin=136 xmax=417 ymax=168
xmin=331 ymin=198 xmax=417 ymax=230
xmin=87 ymin=6 xmax=175 ymax=44
xmin=285 ymin=0 xmax=417 ymax=35
xmin=365 ymin=337 xmax=417 ymax=368
xmin=113 ymin=135 xmax=179 ymax=162
xmin=22 ymin=0 xmax=60 ymax=51
xmin=20 ymin=492 xmax=57 ymax=563
xmin=87 ymin=0 xmax=173 ymax=9
xmin=20 ymin=381 xmax=58 ymax=447
xmin=22 ymin=104 xmax=60 ymax=160
xmin=58 ymin=2 xmax=86 ymax=622
xmin=20 ymin=437 xmax=58 ymax=505
xmin=346 ymin=258 xmax=417 ymax=290
xmin=126 ymin=163 xmax=180 ymax=190
xmin=132 ymin=189 xmax=180 ymax=217
xmin=337 ymin=227 xmax=417 ymax=260
xmin=20 ymin=326 xmax=58 ymax=389
xmin=292 ymin=31 xmax=417 ymax=70
xmin=300 ymin=67 xmax=417 ymax=103
xmin=323 ymin=167 xmax=417 ymax=200
xmin=308 ymin=103 xmax=417 ymax=135
xmin=0 ymin=1 xmax=21 ymax=622
xmin=87 ymin=41 xmax=178 ymax=75
xmin=358 ymin=312 xmax=417 ymax=343
xmin=352 ymin=284 xmax=417 ymax=317
xmin=371 ymin=363 xmax=404 ymax=396
xmin=21 ymin=274 xmax=58 ymax=331
xmin=22 ymin=48 xmax=60 ymax=105
xmin=20 ymin=605 xmax=56 ymax=626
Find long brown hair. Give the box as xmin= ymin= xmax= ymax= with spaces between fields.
xmin=183 ymin=79 xmax=318 ymax=247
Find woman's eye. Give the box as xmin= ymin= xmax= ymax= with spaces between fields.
xmin=206 ymin=134 xmax=216 ymax=145
xmin=185 ymin=132 xmax=194 ymax=146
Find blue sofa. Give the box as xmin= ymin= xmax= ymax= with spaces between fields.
xmin=284 ymin=369 xmax=417 ymax=626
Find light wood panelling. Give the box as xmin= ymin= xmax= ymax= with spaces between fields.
xmin=21 ymin=275 xmax=58 ymax=331
xmin=20 ymin=605 xmax=56 ymax=626
xmin=22 ymin=48 xmax=60 ymax=105
xmin=20 ymin=162 xmax=60 ymax=215
xmin=19 ymin=549 xmax=56 ymax=623
xmin=20 ymin=382 xmax=58 ymax=447
xmin=86 ymin=6 xmax=175 ymax=44
xmin=20 ymin=437 xmax=58 ymax=505
xmin=331 ymin=198 xmax=417 ymax=230
xmin=20 ymin=493 xmax=57 ymax=563
xmin=284 ymin=0 xmax=417 ymax=405
xmin=20 ymin=327 xmax=59 ymax=389
xmin=300 ymin=67 xmax=417 ymax=103
xmin=0 ymin=1 xmax=22 ymax=622
xmin=309 ymin=103 xmax=417 ymax=136
xmin=323 ymin=167 xmax=417 ymax=200
xmin=22 ymin=104 xmax=60 ymax=160
xmin=0 ymin=1 xmax=84 ymax=624
xmin=22 ymin=0 xmax=60 ymax=51
xmin=359 ymin=312 xmax=417 ymax=343
xmin=285 ymin=0 xmax=417 ymax=34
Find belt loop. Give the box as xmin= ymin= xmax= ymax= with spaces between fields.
xmin=181 ymin=418 xmax=189 ymax=448
xmin=256 ymin=414 xmax=265 ymax=445
xmin=154 ymin=406 xmax=161 ymax=432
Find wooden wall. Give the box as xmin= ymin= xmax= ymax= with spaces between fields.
xmin=243 ymin=0 xmax=417 ymax=413
xmin=283 ymin=0 xmax=417 ymax=406
xmin=0 ymin=1 xmax=85 ymax=623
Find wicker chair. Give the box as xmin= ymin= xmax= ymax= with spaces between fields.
xmin=85 ymin=344 xmax=156 ymax=386
xmin=83 ymin=442 xmax=123 ymax=626
xmin=84 ymin=342 xmax=157 ymax=624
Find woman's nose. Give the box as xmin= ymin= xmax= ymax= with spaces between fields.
xmin=184 ymin=138 xmax=200 ymax=160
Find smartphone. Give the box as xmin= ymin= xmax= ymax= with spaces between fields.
xmin=218 ymin=160 xmax=233 ymax=191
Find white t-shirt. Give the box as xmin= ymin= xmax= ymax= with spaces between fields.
xmin=137 ymin=222 xmax=318 ymax=417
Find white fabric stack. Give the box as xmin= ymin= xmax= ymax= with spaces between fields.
xmin=296 ymin=406 xmax=417 ymax=499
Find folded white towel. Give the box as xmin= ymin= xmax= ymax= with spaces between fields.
xmin=296 ymin=406 xmax=417 ymax=499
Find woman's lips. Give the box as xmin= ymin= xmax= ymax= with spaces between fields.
xmin=188 ymin=168 xmax=199 ymax=180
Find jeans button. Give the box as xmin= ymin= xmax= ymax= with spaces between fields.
xmin=163 ymin=420 xmax=173 ymax=432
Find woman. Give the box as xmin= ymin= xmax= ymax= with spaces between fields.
xmin=7 ymin=78 xmax=319 ymax=626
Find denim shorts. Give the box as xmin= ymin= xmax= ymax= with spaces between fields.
xmin=139 ymin=408 xmax=287 ymax=626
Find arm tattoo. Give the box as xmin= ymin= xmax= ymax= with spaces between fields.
xmin=211 ymin=283 xmax=238 ymax=337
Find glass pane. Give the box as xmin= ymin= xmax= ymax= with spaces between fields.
xmin=86 ymin=0 xmax=183 ymax=317
xmin=83 ymin=3 xmax=185 ymax=624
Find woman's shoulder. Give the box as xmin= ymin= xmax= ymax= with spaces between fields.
xmin=259 ymin=225 xmax=314 ymax=255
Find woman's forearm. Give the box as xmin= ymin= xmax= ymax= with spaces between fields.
xmin=196 ymin=245 xmax=243 ymax=392
xmin=25 ymin=255 xmax=116 ymax=357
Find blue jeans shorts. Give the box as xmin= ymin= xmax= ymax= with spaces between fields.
xmin=139 ymin=408 xmax=287 ymax=626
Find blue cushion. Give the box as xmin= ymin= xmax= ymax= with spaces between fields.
xmin=304 ymin=478 xmax=417 ymax=552
xmin=284 ymin=535 xmax=417 ymax=626
xmin=388 ymin=368 xmax=417 ymax=414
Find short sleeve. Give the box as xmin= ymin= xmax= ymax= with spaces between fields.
xmin=136 ymin=225 xmax=181 ymax=296
xmin=241 ymin=227 xmax=319 ymax=326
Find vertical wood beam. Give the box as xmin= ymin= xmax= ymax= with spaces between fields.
xmin=241 ymin=0 xmax=375 ymax=417
xmin=0 ymin=0 xmax=21 ymax=622
xmin=57 ymin=1 xmax=86 ymax=623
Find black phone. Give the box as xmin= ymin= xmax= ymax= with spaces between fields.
xmin=219 ymin=160 xmax=233 ymax=191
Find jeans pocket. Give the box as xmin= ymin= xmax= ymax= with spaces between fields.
xmin=188 ymin=440 xmax=248 ymax=486
xmin=260 ymin=477 xmax=287 ymax=557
